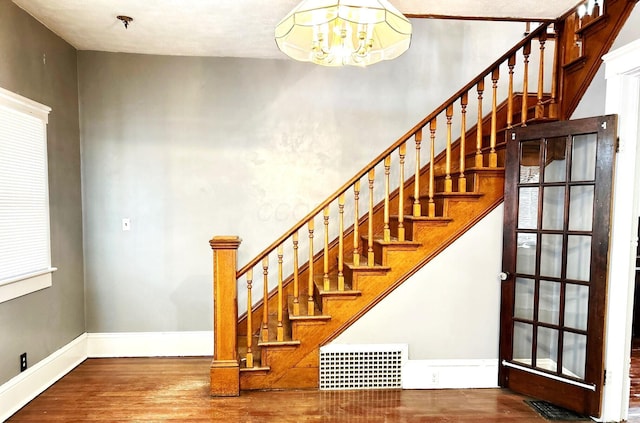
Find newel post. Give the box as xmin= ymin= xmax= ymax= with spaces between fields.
xmin=209 ymin=236 xmax=241 ymax=396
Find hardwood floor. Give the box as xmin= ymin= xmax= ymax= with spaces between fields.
xmin=9 ymin=357 xmax=590 ymax=422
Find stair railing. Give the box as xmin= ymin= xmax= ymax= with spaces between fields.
xmin=214 ymin=20 xmax=557 ymax=368
xmin=209 ymin=0 xmax=640 ymax=395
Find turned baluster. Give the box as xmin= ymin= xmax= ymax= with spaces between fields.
xmin=383 ymin=156 xmax=391 ymax=242
xmin=397 ymin=143 xmax=406 ymax=241
xmin=412 ymin=130 xmax=422 ymax=217
xmin=428 ymin=118 xmax=436 ymax=218
xmin=367 ymin=169 xmax=375 ymax=266
xmin=521 ymin=40 xmax=531 ymax=126
xmin=459 ymin=93 xmax=468 ymax=193
xmin=352 ymin=181 xmax=361 ymax=266
xmin=507 ymin=55 xmax=516 ymax=128
xmin=535 ymin=31 xmax=547 ymax=119
xmin=475 ymin=78 xmax=485 ymax=168
xmin=276 ymin=246 xmax=284 ymax=341
xmin=489 ymin=67 xmax=499 ymax=168
xmin=445 ymin=105 xmax=453 ymax=192
xmin=593 ymin=0 xmax=600 ymax=17
xmin=307 ymin=220 xmax=315 ymax=316
xmin=245 ymin=269 xmax=254 ymax=368
xmin=323 ymin=206 xmax=330 ymax=291
xmin=261 ymin=257 xmax=269 ymax=342
xmin=337 ymin=194 xmax=345 ymax=291
xmin=292 ymin=232 xmax=299 ymax=316
xmin=549 ymin=24 xmax=559 ymax=119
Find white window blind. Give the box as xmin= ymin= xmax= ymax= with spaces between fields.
xmin=0 ymin=87 xmax=55 ymax=303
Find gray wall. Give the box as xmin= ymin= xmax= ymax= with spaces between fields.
xmin=0 ymin=1 xmax=84 ymax=384
xmin=78 ymin=20 xmax=523 ymax=333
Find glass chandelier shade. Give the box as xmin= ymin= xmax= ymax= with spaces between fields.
xmin=275 ymin=0 xmax=412 ymax=67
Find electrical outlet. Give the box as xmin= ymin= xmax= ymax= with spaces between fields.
xmin=431 ymin=370 xmax=439 ymax=385
xmin=20 ymin=352 xmax=27 ymax=372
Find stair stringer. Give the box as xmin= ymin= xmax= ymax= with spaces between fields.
xmin=239 ymin=170 xmax=504 ymax=390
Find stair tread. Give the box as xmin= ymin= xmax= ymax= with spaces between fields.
xmin=287 ymin=296 xmax=331 ymax=321
xmin=313 ymin=275 xmax=361 ymax=296
xmin=361 ymin=235 xmax=421 ymax=246
xmin=344 ymin=260 xmax=391 ymax=271
xmin=257 ymin=313 xmax=300 ymax=347
xmin=394 ymin=214 xmax=453 ymax=222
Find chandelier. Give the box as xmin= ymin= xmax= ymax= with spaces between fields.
xmin=275 ymin=0 xmax=412 ymax=67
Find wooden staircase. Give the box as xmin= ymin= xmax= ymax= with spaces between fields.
xmin=209 ymin=0 xmax=639 ymax=395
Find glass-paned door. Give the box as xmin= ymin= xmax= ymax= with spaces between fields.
xmin=499 ymin=116 xmax=617 ymax=417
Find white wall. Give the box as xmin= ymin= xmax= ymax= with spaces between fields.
xmin=78 ymin=19 xmax=524 ymax=333
xmin=332 ymin=205 xmax=504 ymax=360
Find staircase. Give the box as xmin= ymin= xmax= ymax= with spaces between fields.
xmin=209 ymin=0 xmax=639 ymax=395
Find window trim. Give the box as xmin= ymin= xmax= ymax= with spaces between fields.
xmin=0 ymin=86 xmax=55 ymax=303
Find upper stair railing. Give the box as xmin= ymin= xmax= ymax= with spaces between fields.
xmin=232 ymin=19 xmax=556 ymax=359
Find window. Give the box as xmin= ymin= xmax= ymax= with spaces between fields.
xmin=0 ymin=86 xmax=55 ymax=303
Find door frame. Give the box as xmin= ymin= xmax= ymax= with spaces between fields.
xmin=600 ymin=38 xmax=640 ymax=422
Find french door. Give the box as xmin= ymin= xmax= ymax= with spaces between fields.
xmin=499 ymin=115 xmax=617 ymax=417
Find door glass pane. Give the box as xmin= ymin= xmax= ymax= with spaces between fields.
xmin=568 ymin=185 xmax=594 ymax=231
xmin=515 ymin=278 xmax=535 ymax=320
xmin=536 ymin=327 xmax=559 ymax=372
xmin=520 ymin=140 xmax=541 ymax=183
xmin=517 ymin=233 xmax=537 ymax=275
xmin=539 ymin=280 xmax=560 ymax=325
xmin=562 ymin=332 xmax=587 ymax=380
xmin=513 ymin=322 xmax=533 ymax=365
xmin=571 ymin=133 xmax=597 ymax=182
xmin=565 ymin=283 xmax=589 ymax=331
xmin=518 ymin=187 xmax=538 ymax=229
xmin=540 ymin=234 xmax=562 ymax=278
xmin=544 ymin=137 xmax=567 ymax=183
xmin=567 ymin=235 xmax=591 ymax=281
xmin=542 ymin=186 xmax=565 ymax=230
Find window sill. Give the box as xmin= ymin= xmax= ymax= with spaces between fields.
xmin=0 ymin=268 xmax=57 ymax=304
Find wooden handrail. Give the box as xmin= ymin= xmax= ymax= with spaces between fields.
xmin=236 ymin=22 xmax=552 ymax=278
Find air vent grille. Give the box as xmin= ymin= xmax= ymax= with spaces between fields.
xmin=319 ymin=344 xmax=407 ymax=390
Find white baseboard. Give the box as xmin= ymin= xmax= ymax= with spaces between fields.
xmin=402 ymin=359 xmax=499 ymax=389
xmin=0 ymin=333 xmax=88 ymax=422
xmin=87 ymin=331 xmax=213 ymax=357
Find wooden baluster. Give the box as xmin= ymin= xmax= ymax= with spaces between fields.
xmin=397 ymin=143 xmax=406 ymax=241
xmin=521 ymin=40 xmax=531 ymax=126
xmin=507 ymin=55 xmax=516 ymax=128
xmin=353 ymin=181 xmax=360 ymax=266
xmin=337 ymin=194 xmax=345 ymax=291
xmin=367 ymin=169 xmax=375 ymax=266
xmin=261 ymin=257 xmax=269 ymax=342
xmin=413 ymin=130 xmax=422 ymax=217
xmin=535 ymin=31 xmax=547 ymax=119
xmin=292 ymin=232 xmax=299 ymax=316
xmin=549 ymin=24 xmax=559 ymax=119
xmin=475 ymin=78 xmax=485 ymax=168
xmin=459 ymin=93 xmax=468 ymax=193
xmin=445 ymin=105 xmax=453 ymax=192
xmin=593 ymin=0 xmax=600 ymax=17
xmin=383 ymin=156 xmax=391 ymax=242
xmin=245 ymin=269 xmax=254 ymax=368
xmin=307 ymin=220 xmax=315 ymax=316
xmin=276 ymin=245 xmax=284 ymax=341
xmin=323 ymin=206 xmax=330 ymax=291
xmin=489 ymin=67 xmax=499 ymax=168
xmin=428 ymin=118 xmax=436 ymax=218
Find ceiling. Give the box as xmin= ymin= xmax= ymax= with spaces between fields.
xmin=12 ymin=0 xmax=580 ymax=59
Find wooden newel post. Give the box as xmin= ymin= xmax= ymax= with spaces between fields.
xmin=209 ymin=235 xmax=242 ymax=396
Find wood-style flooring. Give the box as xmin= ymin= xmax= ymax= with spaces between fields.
xmin=8 ymin=357 xmax=597 ymax=422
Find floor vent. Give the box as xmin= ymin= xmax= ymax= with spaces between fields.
xmin=319 ymin=344 xmax=407 ymax=390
